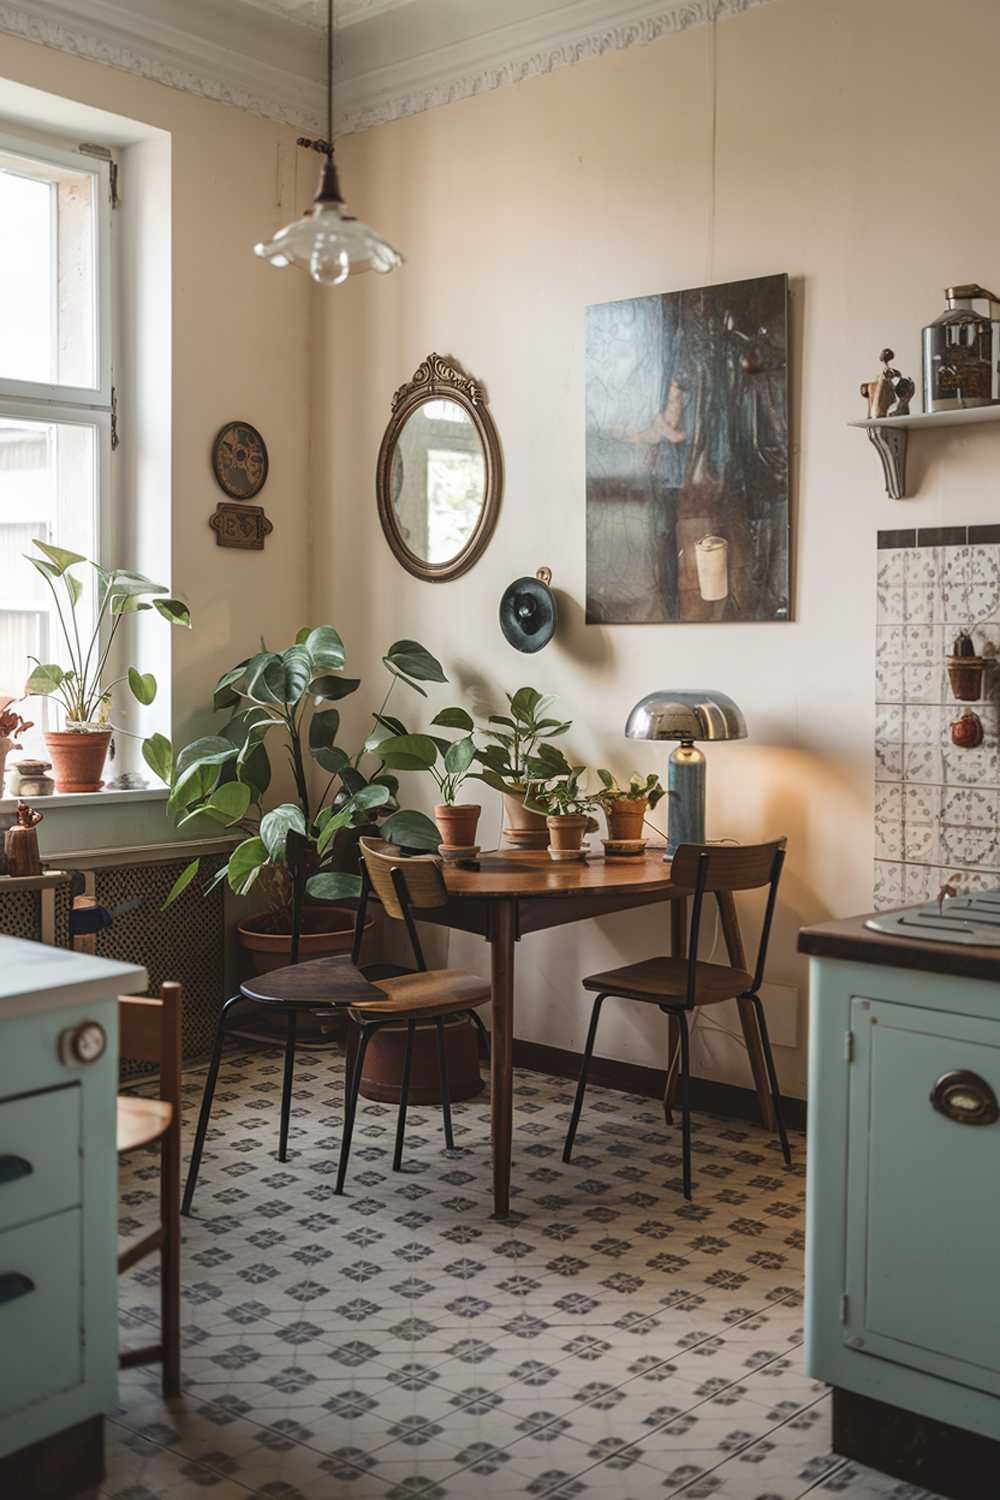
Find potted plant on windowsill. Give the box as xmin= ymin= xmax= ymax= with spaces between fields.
xmin=474 ymin=687 xmax=572 ymax=848
xmin=596 ymin=770 xmax=665 ymax=844
xmin=375 ymin=708 xmax=481 ymax=851
xmin=23 ymin=540 xmax=190 ymax=792
xmin=145 ymin=630 xmax=443 ymax=981
xmin=527 ymin=767 xmax=599 ymax=861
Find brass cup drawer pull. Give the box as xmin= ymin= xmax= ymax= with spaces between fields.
xmin=0 ymin=1271 xmax=35 ymax=1306
xmin=930 ymin=1070 xmax=1000 ymax=1126
xmin=0 ymin=1156 xmax=33 ymax=1187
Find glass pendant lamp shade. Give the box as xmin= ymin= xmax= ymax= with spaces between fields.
xmin=253 ymin=0 xmax=402 ymax=286
xmin=254 ymin=160 xmax=402 ymax=285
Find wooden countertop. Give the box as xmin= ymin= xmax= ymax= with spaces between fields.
xmin=798 ymin=910 xmax=1000 ymax=984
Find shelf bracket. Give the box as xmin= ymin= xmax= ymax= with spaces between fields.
xmin=865 ymin=424 xmax=908 ymax=500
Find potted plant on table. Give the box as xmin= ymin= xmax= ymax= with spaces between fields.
xmin=375 ymin=708 xmax=482 ymax=851
xmin=527 ymin=766 xmax=600 ymax=861
xmin=474 ymin=687 xmax=572 ymax=848
xmin=146 ymin=630 xmax=443 ymax=978
xmin=596 ymin=770 xmax=665 ymax=845
xmin=23 ymin=540 xmax=190 ymax=792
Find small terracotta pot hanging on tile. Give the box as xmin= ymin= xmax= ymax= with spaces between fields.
xmin=947 ymin=630 xmax=987 ymax=702
xmin=950 ymin=710 xmax=984 ymax=749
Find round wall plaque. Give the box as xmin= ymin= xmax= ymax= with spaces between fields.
xmin=212 ymin=421 xmax=269 ymax=500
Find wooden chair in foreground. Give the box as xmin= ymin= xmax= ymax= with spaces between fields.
xmin=563 ymin=841 xmax=791 ymax=1200
xmin=335 ymin=839 xmax=492 ymax=1194
xmin=117 ymin=981 xmax=182 ymax=1398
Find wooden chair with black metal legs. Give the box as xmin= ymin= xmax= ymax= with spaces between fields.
xmin=334 ymin=838 xmax=492 ymax=1195
xmin=117 ymin=981 xmax=182 ymax=1397
xmin=563 ymin=840 xmax=791 ymax=1200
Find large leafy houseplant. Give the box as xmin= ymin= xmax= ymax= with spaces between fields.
xmin=23 ymin=539 xmax=191 ymax=791
xmin=150 ymin=631 xmax=443 ymax=916
xmin=375 ymin=707 xmax=482 ymax=847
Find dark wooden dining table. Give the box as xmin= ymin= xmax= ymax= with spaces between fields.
xmin=420 ymin=847 xmax=777 ymax=1218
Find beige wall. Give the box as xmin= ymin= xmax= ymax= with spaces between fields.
xmin=0 ymin=34 xmax=313 ymax=854
xmin=313 ymin=0 xmax=1000 ymax=1095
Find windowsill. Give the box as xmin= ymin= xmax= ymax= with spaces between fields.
xmin=0 ymin=785 xmax=169 ymax=815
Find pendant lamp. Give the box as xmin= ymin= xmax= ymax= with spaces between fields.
xmin=253 ymin=0 xmax=402 ymax=286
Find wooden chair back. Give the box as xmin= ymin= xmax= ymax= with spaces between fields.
xmin=359 ymin=838 xmax=448 ymax=917
xmin=119 ymin=982 xmax=183 ymax=1113
xmin=671 ymin=841 xmax=787 ymax=1006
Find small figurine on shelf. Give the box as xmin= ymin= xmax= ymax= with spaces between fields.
xmin=4 ymin=801 xmax=44 ymax=877
xmin=0 ymin=702 xmax=33 ymax=793
xmin=860 ymin=348 xmax=915 ymax=419
xmin=947 ymin=629 xmax=987 ymax=702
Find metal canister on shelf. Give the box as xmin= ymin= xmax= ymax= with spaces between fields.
xmin=922 ymin=284 xmax=1000 ymax=412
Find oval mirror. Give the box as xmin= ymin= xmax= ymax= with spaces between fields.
xmin=377 ymin=353 xmax=503 ymax=581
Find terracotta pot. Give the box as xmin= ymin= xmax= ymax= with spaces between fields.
xmin=358 ymin=1013 xmax=485 ymax=1104
xmin=232 ymin=903 xmax=374 ymax=1045
xmin=947 ymin=655 xmax=987 ymax=703
xmin=604 ymin=796 xmax=647 ymax=842
xmin=546 ymin=812 xmax=592 ymax=859
xmin=434 ymin=802 xmax=481 ymax=849
xmin=45 ymin=728 xmax=112 ymax=792
xmin=501 ymin=788 xmax=549 ymax=849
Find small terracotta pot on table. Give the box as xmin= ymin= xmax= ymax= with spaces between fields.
xmin=434 ymin=803 xmax=481 ymax=849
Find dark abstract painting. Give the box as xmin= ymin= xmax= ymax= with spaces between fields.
xmin=585 ymin=274 xmax=790 ymax=624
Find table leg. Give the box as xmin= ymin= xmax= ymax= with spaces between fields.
xmin=490 ymin=899 xmax=516 ymax=1220
xmin=717 ymin=891 xmax=776 ymax=1132
xmin=663 ymin=897 xmax=687 ymax=1122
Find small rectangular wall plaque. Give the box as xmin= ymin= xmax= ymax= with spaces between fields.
xmin=209 ymin=501 xmax=273 ymax=550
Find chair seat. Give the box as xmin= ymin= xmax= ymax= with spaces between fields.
xmin=350 ymin=968 xmax=491 ymax=1022
xmin=240 ymin=954 xmax=386 ymax=1007
xmin=117 ymin=1096 xmax=174 ymax=1153
xmin=582 ymin=955 xmax=753 ymax=1006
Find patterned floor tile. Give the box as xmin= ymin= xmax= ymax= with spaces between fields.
xmin=106 ymin=1047 xmax=945 ymax=1500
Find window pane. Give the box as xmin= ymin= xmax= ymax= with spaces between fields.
xmin=0 ymin=149 xmax=98 ymax=390
xmin=0 ymin=417 xmax=97 ymax=757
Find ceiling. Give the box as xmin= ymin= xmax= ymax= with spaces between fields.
xmin=0 ymin=0 xmax=767 ymax=136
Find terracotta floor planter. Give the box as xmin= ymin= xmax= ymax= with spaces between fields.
xmin=357 ymin=1013 xmax=485 ymax=1104
xmin=501 ymin=788 xmax=549 ymax=849
xmin=604 ymin=797 xmax=648 ymax=843
xmin=45 ymin=728 xmax=112 ymax=792
xmin=232 ymin=904 xmax=373 ymax=1045
xmin=434 ymin=802 xmax=481 ymax=849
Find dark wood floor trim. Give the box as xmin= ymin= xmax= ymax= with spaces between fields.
xmin=0 ymin=1414 xmax=103 ymax=1500
xmin=833 ymin=1387 xmax=1000 ymax=1500
xmin=513 ymin=1036 xmax=807 ymax=1132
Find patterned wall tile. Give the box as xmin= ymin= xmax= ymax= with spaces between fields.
xmin=874 ymin=531 xmax=1000 ymax=909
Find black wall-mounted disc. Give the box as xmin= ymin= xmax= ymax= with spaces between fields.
xmin=499 ymin=576 xmax=557 ymax=653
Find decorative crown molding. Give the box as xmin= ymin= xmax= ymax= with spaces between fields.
xmin=0 ymin=0 xmax=774 ymax=139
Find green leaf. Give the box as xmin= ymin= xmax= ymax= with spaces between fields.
xmin=162 ymin=858 xmax=200 ymax=909
xmin=26 ymin=663 xmax=64 ymax=696
xmin=380 ymin=809 xmax=441 ymax=850
xmin=201 ymin=780 xmax=252 ymax=826
xmin=309 ymin=708 xmax=341 ymax=751
xmin=314 ymin=745 xmax=350 ymax=775
xmin=128 ymin=668 xmax=157 ymax=706
xmin=444 ymin=736 xmax=476 ymax=776
xmin=27 ymin=557 xmax=61 ymax=581
xmin=213 ymin=660 xmax=250 ymax=711
xmin=244 ymin=652 xmax=286 ymax=706
xmin=33 ymin=539 xmax=86 ymax=574
xmin=597 ymin=768 xmax=615 ymax=790
xmin=237 ymin=742 xmax=271 ymax=799
xmin=303 ymin=625 xmax=346 ymax=673
xmin=306 ymin=872 xmax=363 ymax=902
xmin=353 ymin=783 xmax=392 ymax=812
xmin=111 ymin=595 xmax=153 ymax=616
xmin=169 ymin=759 xmax=221 ymax=813
xmin=141 ymin=732 xmax=173 ymax=785
xmin=260 ymin=803 xmax=306 ymax=860
xmin=153 ymin=596 xmax=191 ymax=628
xmin=384 ymin=640 xmax=447 ymax=688
xmin=471 ymin=768 xmax=509 ymax=796
xmin=510 ymin=686 xmax=544 ymax=724
xmin=64 ymin=571 xmax=83 ymax=608
xmin=376 ymin=733 xmax=439 ymax=771
xmin=432 ymin=706 xmax=474 ymax=731
xmin=227 ymin=836 xmax=269 ymax=894
xmin=370 ymin=771 xmax=399 ymax=797
xmin=175 ymin=736 xmax=238 ymax=777
xmin=310 ymin=674 xmax=360 ymax=702
xmin=280 ymin=644 xmax=312 ymax=705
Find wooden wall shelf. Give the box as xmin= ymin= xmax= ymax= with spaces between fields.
xmin=849 ymin=404 xmax=1000 ymax=500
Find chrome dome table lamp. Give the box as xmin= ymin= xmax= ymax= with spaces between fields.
xmin=625 ymin=690 xmax=747 ymax=858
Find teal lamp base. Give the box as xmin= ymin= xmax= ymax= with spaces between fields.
xmin=665 ymin=741 xmax=706 ymax=859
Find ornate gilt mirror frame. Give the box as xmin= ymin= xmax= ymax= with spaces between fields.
xmin=376 ymin=352 xmax=503 ymax=582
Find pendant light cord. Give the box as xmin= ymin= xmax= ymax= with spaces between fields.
xmin=327 ymin=0 xmax=334 ymax=157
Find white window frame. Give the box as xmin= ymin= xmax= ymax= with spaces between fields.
xmin=0 ymin=128 xmax=113 ymax=411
